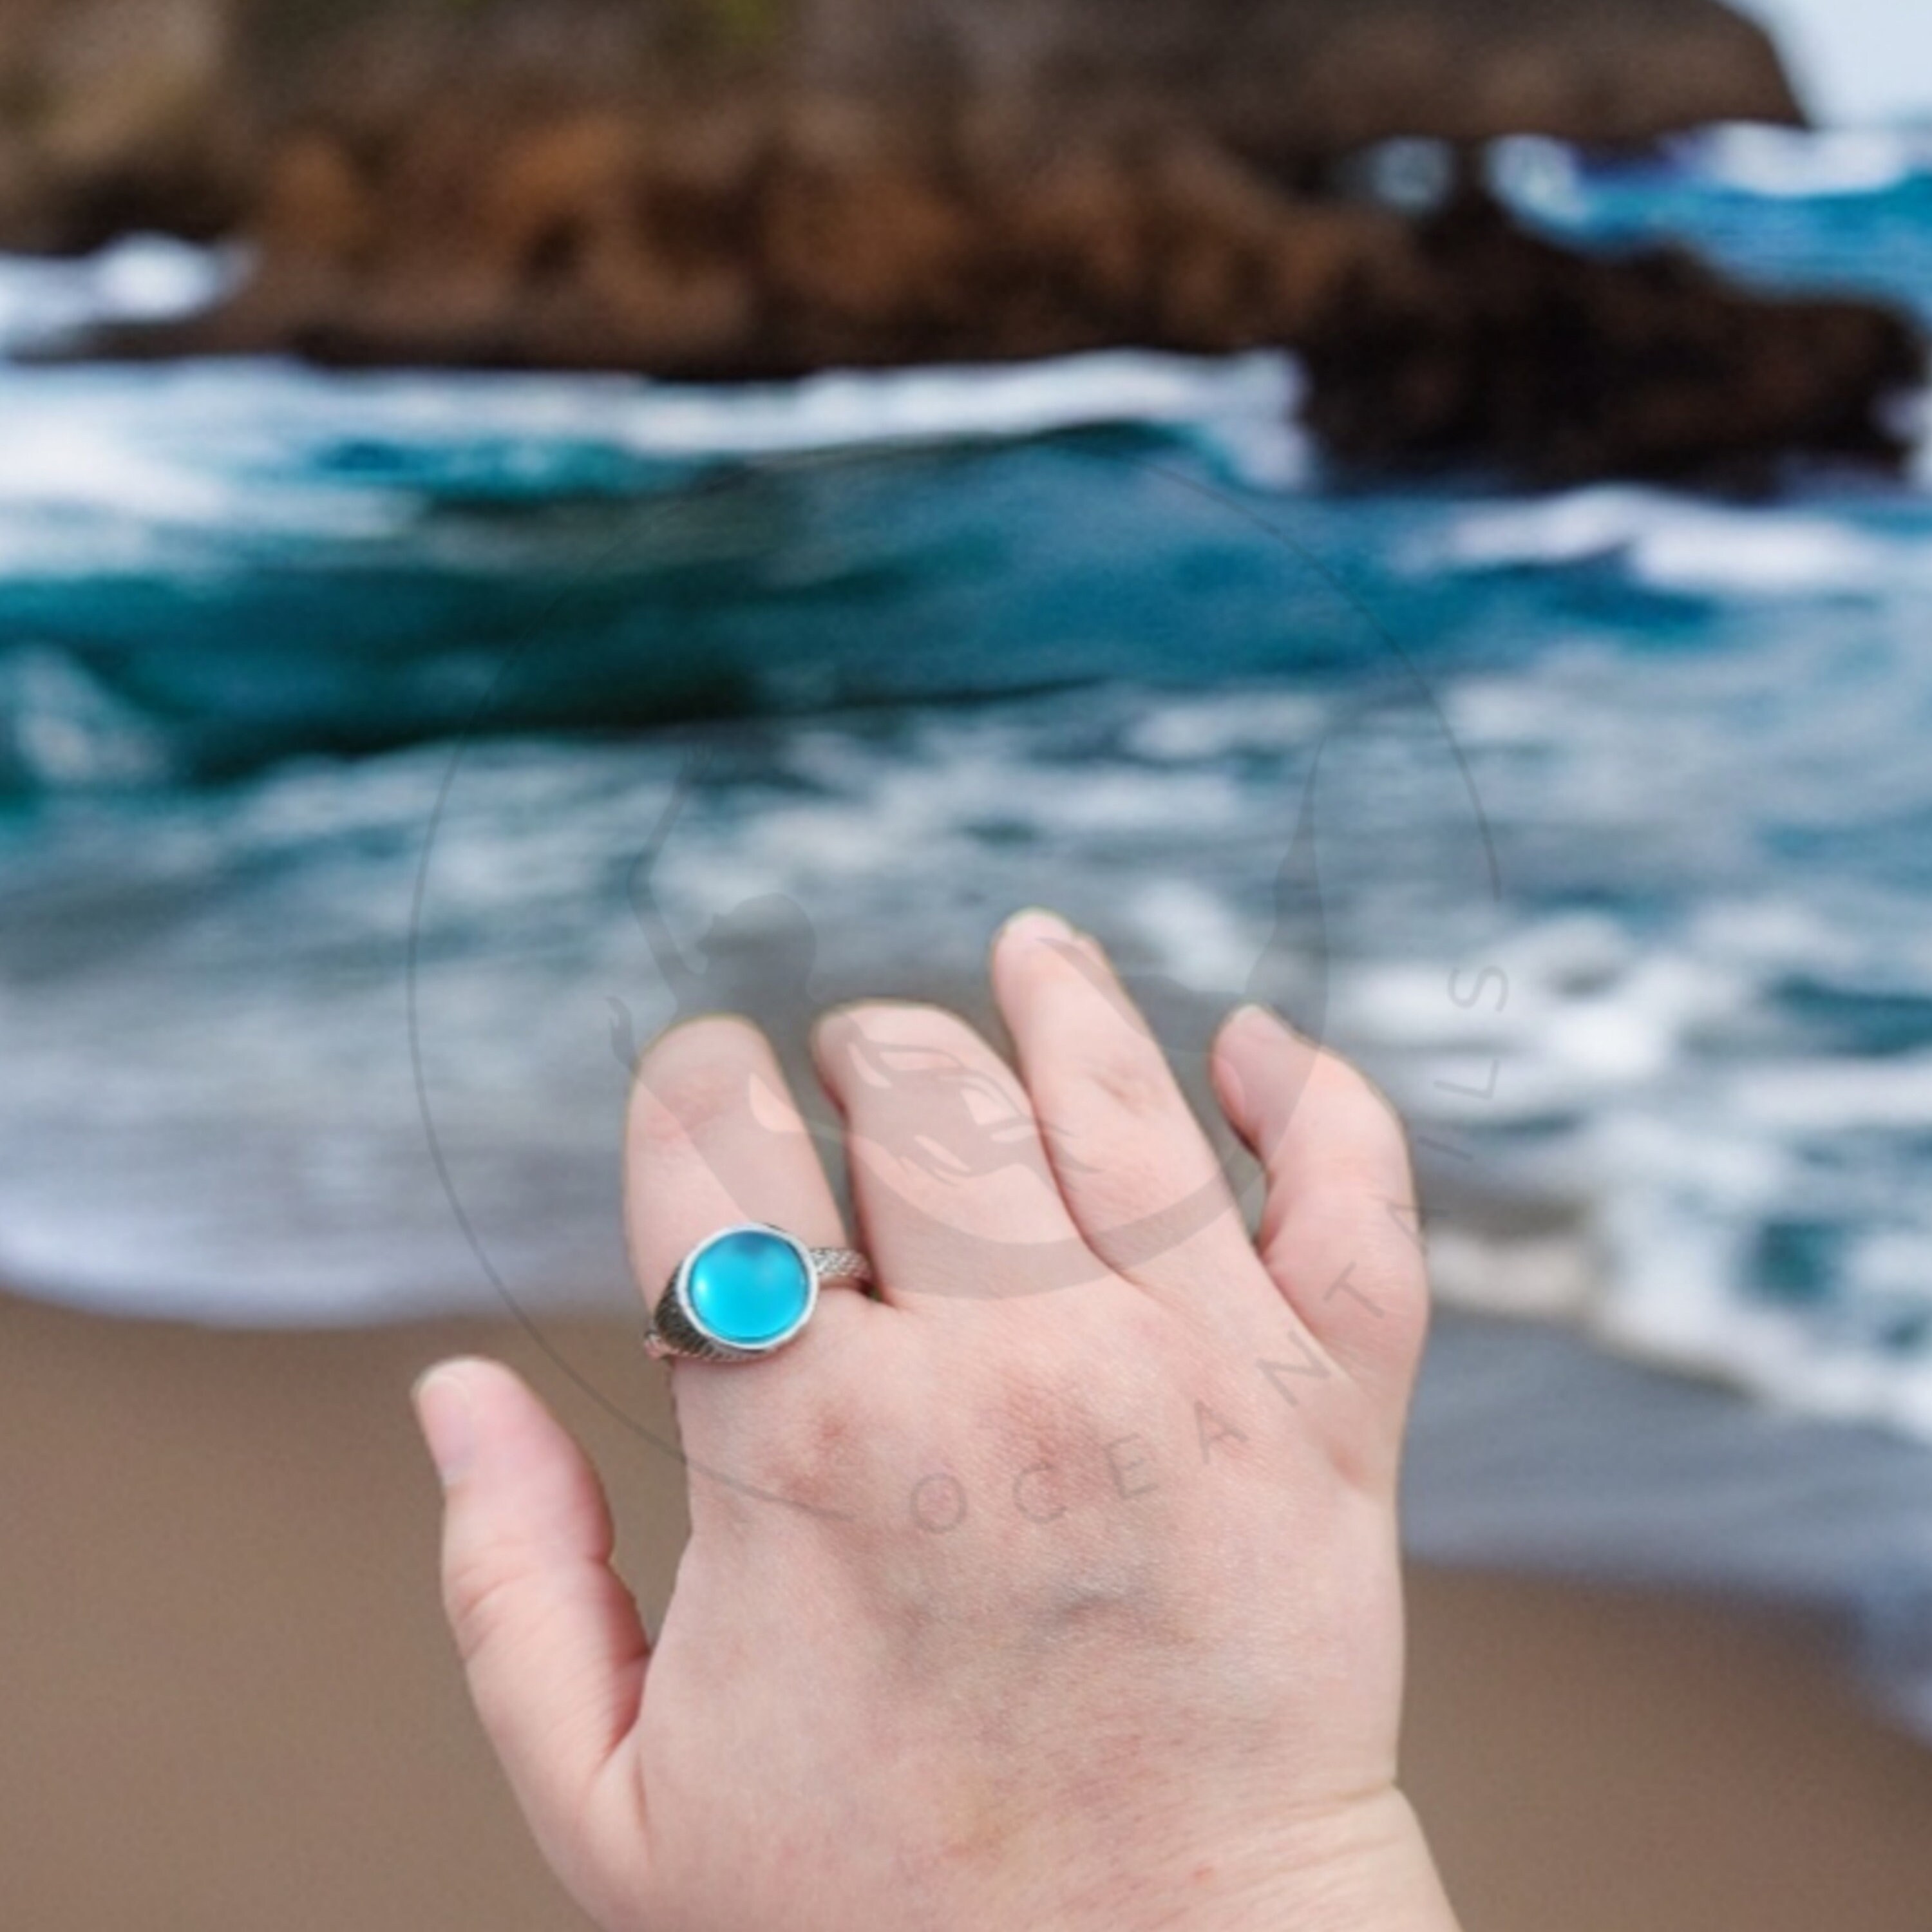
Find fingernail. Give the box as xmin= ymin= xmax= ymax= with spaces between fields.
xmin=412 ymin=1365 xmax=476 ymax=1486
xmin=1229 ymin=1003 xmax=1323 ymax=1056
xmin=1225 ymin=1001 xmax=1291 ymax=1050
xmin=806 ymin=1004 xmax=848 ymax=1058
xmin=996 ymin=906 xmax=1075 ymax=949
xmin=809 ymin=999 xmax=891 ymax=1056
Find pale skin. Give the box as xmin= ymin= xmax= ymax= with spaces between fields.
xmin=413 ymin=909 xmax=1464 ymax=1931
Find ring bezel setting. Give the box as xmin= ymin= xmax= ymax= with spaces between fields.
xmin=645 ymin=1223 xmax=825 ymax=1363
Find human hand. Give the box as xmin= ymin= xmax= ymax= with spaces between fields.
xmin=413 ymin=910 xmax=1461 ymax=1931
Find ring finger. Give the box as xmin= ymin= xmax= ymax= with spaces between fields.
xmin=625 ymin=1014 xmax=875 ymax=1479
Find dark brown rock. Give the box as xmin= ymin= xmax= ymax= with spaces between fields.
xmin=1299 ymin=189 xmax=1927 ymax=486
xmin=0 ymin=0 xmax=1804 ymax=259
xmin=1 ymin=0 xmax=1918 ymax=486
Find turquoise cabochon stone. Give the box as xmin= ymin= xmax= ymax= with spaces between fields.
xmin=685 ymin=1228 xmax=813 ymax=1347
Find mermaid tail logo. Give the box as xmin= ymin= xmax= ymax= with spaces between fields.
xmin=610 ymin=743 xmax=1331 ymax=1273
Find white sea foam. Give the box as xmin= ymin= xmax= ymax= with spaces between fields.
xmin=1490 ymin=124 xmax=1932 ymax=236
xmin=0 ymin=265 xmax=1312 ymax=576
xmin=0 ymin=368 xmax=421 ymax=565
xmin=0 ymin=647 xmax=172 ymax=788
xmin=1335 ymin=612 xmax=1932 ymax=1441
xmin=1729 ymin=1055 xmax=1932 ymax=1131
xmin=1122 ymin=878 xmax=1262 ymax=996
xmin=1124 ymin=690 xmax=1329 ymax=762
xmin=0 ymin=235 xmax=243 ymax=354
xmin=1 ymin=228 xmax=1931 ymax=1474
xmin=0 ymin=686 xmax=1329 ymax=1324
xmin=267 ymin=347 xmax=1308 ymax=473
xmin=6 ymin=650 xmax=1932 ymax=1472
xmin=1671 ymin=123 xmax=1931 ymax=202
xmin=1485 ymin=137 xmax=1591 ymax=224
xmin=603 ymin=350 xmax=1310 ymax=484
xmin=0 ymin=239 xmax=1307 ymax=480
xmin=1423 ymin=485 xmax=1932 ymax=600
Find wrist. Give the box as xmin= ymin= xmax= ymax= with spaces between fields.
xmin=969 ymin=1786 xmax=1461 ymax=1932
xmin=1185 ymin=1788 xmax=1462 ymax=1932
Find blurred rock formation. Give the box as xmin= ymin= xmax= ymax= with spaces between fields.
xmin=0 ymin=0 xmax=1920 ymax=482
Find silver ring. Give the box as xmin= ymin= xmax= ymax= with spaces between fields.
xmin=643 ymin=1224 xmax=873 ymax=1363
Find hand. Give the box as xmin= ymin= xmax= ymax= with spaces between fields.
xmin=413 ymin=910 xmax=1462 ymax=1931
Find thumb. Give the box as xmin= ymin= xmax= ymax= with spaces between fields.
xmin=414 ymin=1358 xmax=650 ymax=1912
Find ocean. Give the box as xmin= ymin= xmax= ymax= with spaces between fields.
xmin=8 ymin=122 xmax=1932 ymax=1718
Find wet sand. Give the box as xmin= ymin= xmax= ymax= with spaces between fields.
xmin=5 ymin=1287 xmax=1931 ymax=1930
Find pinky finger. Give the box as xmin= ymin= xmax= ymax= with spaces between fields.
xmin=1209 ymin=1006 xmax=1430 ymax=1405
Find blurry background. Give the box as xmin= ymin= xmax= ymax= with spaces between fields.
xmin=6 ymin=1 xmax=1932 ymax=1926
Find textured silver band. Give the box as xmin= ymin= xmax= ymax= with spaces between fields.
xmin=806 ymin=1246 xmax=874 ymax=1287
xmin=641 ymin=1236 xmax=873 ymax=1363
xmin=641 ymin=1287 xmax=743 ymax=1363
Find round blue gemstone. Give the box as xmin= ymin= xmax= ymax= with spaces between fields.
xmin=685 ymin=1228 xmax=812 ymax=1347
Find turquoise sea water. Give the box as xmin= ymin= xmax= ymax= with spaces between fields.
xmin=5 ymin=126 xmax=1932 ymax=1464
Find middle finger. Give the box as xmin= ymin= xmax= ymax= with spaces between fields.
xmin=811 ymin=1000 xmax=1105 ymax=1306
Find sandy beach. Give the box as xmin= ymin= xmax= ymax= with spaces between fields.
xmin=5 ymin=1286 xmax=1931 ymax=1929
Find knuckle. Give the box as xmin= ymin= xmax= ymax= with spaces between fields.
xmin=1351 ymin=1239 xmax=1431 ymax=1332
xmin=1331 ymin=1143 xmax=1415 ymax=1217
xmin=632 ymin=1023 xmax=764 ymax=1147
xmin=756 ymin=1379 xmax=867 ymax=1508
xmin=1087 ymin=1055 xmax=1175 ymax=1124
xmin=720 ymin=1346 xmax=901 ymax=1522
xmin=978 ymin=1352 xmax=1101 ymax=1475
xmin=826 ymin=1004 xmax=1030 ymax=1154
xmin=1269 ymin=1188 xmax=1430 ymax=1325
xmin=1286 ymin=1051 xmax=1414 ymax=1197
xmin=1061 ymin=1032 xmax=1177 ymax=1125
xmin=1311 ymin=1047 xmax=1405 ymax=1144
xmin=827 ymin=1005 xmax=981 ymax=1097
xmin=1312 ymin=1220 xmax=1432 ymax=1352
xmin=1065 ymin=1144 xmax=1186 ymax=1244
xmin=1304 ymin=1042 xmax=1373 ymax=1109
xmin=442 ymin=1549 xmax=529 ymax=1669
xmin=838 ymin=1000 xmax=980 ymax=1062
